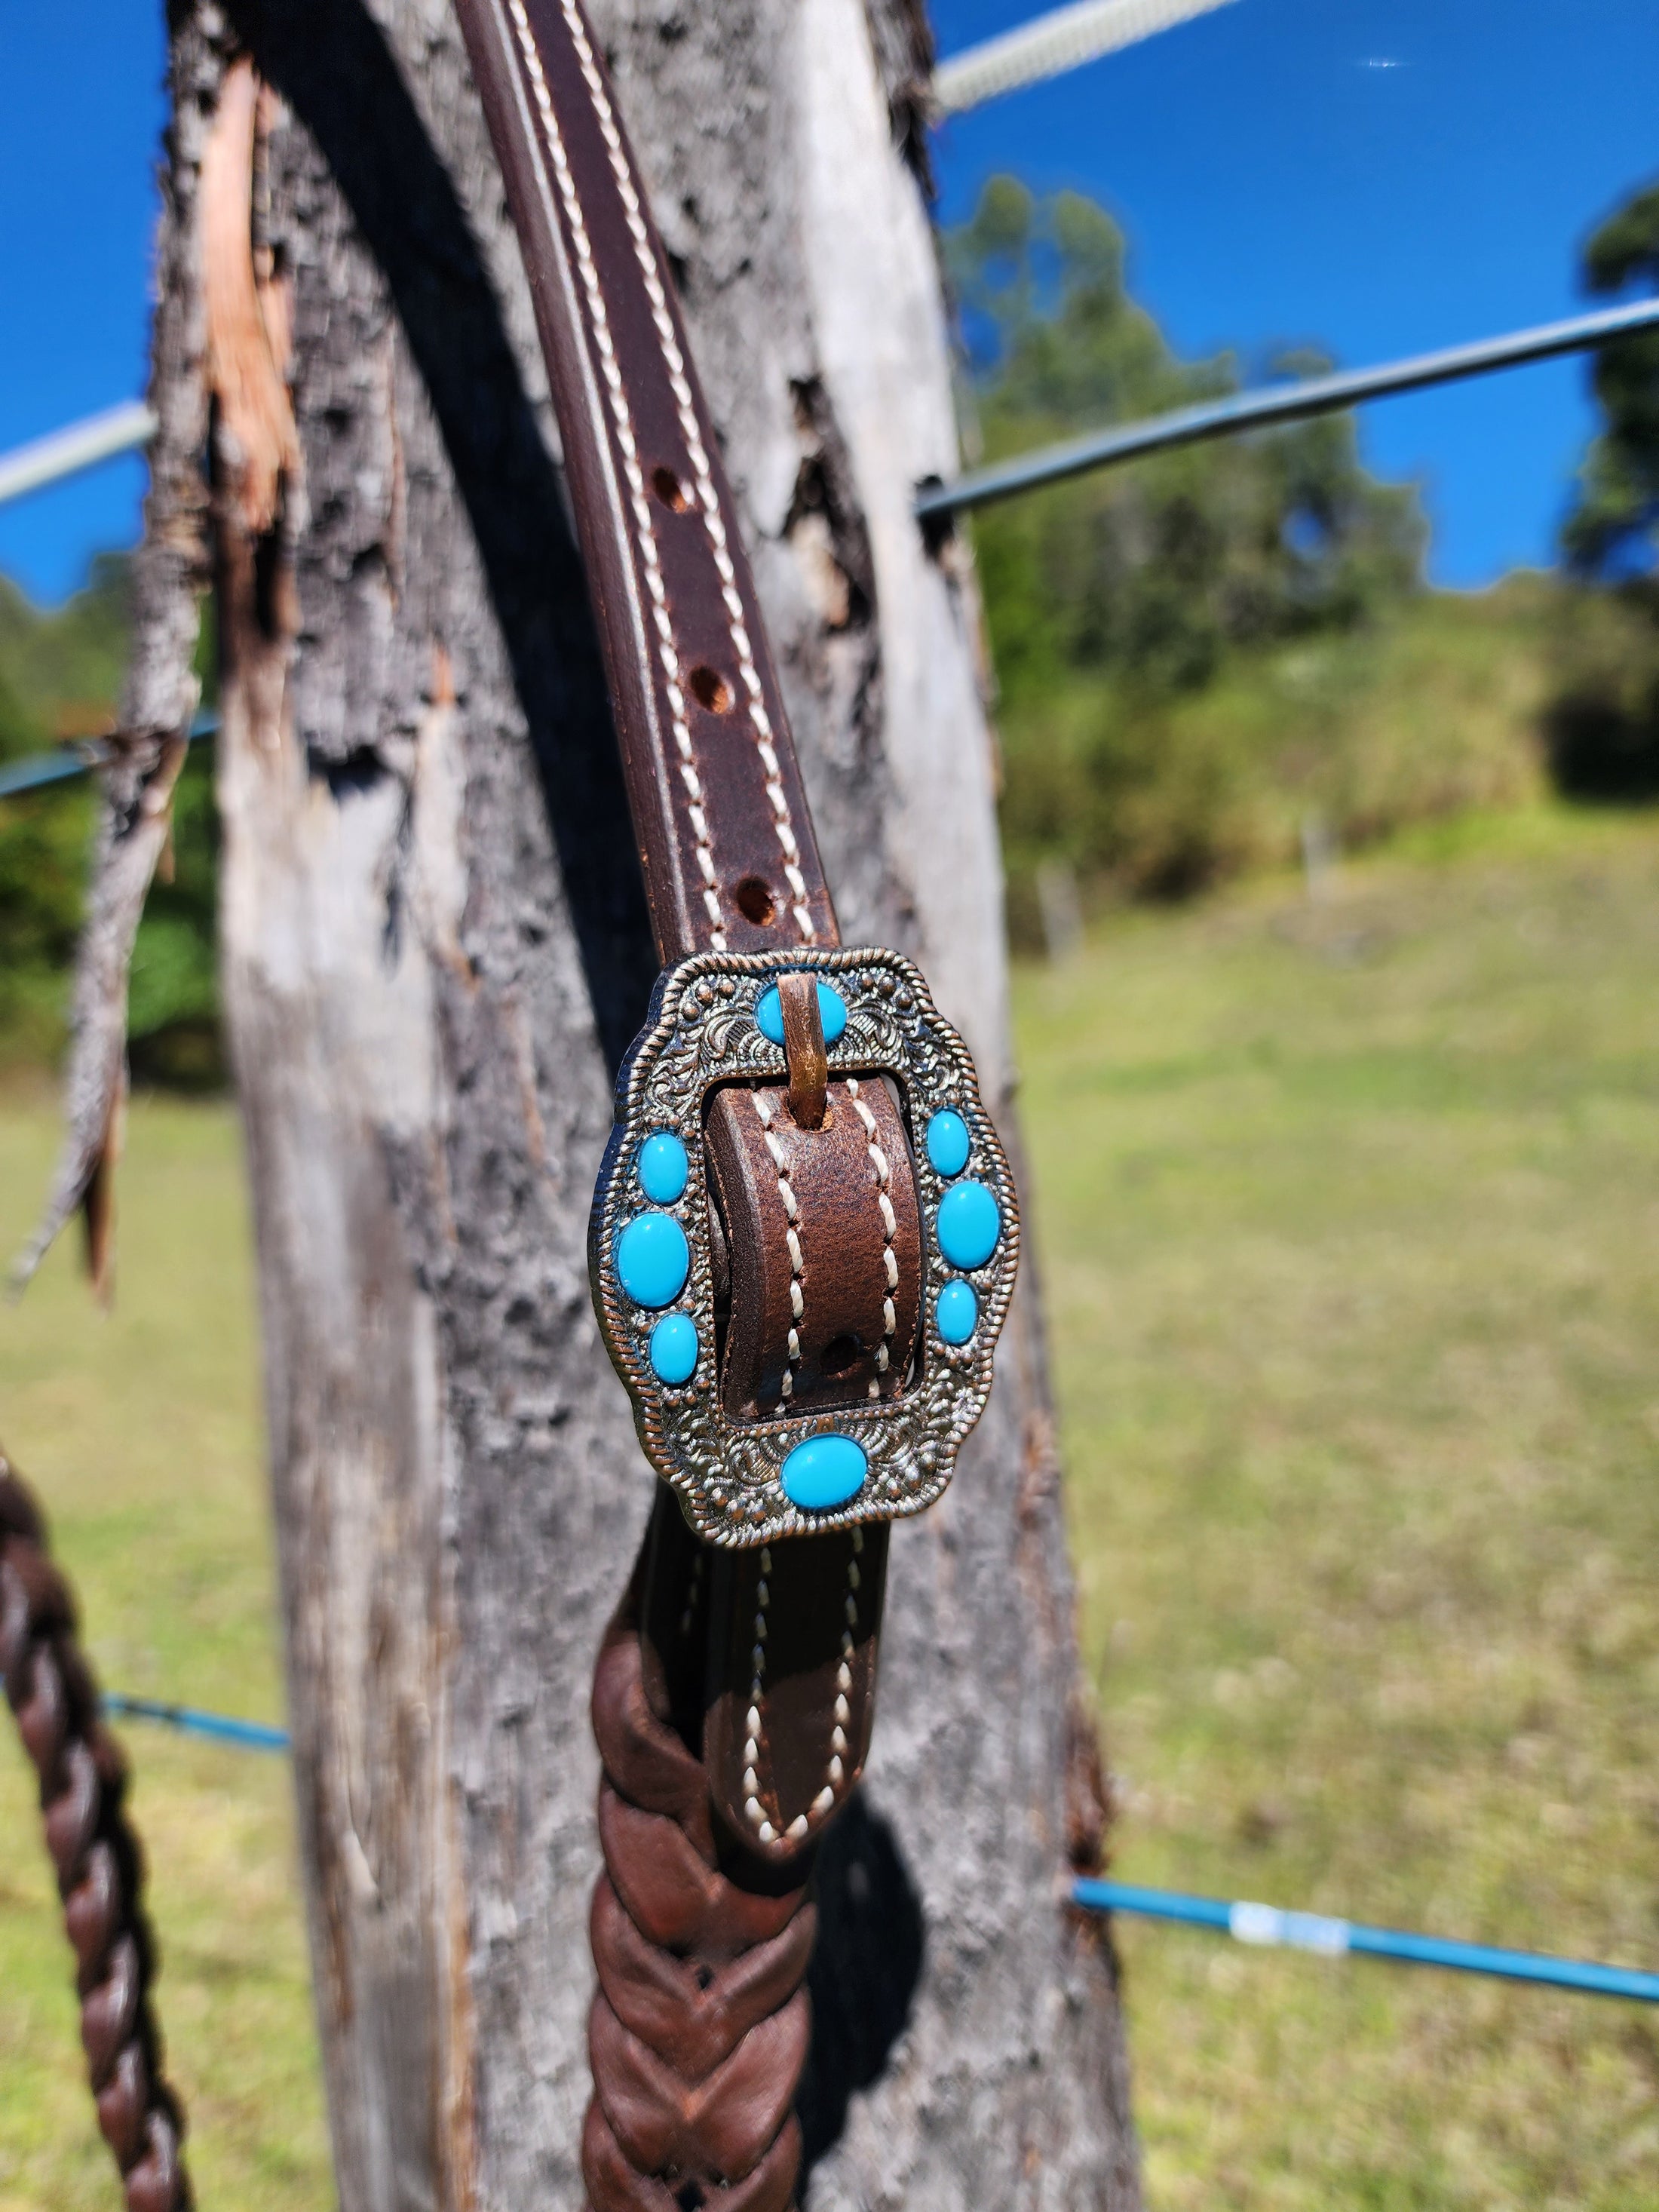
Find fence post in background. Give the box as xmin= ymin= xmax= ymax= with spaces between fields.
xmin=1037 ymin=856 xmax=1087 ymax=961
xmin=1300 ymin=811 xmax=1337 ymax=904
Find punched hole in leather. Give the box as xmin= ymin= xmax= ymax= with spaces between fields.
xmin=731 ymin=876 xmax=778 ymax=927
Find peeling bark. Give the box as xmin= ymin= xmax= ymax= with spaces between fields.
xmin=87 ymin=2 xmax=1141 ymax=2204
xmin=16 ymin=6 xmax=228 ymax=1295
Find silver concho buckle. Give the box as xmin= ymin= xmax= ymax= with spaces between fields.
xmin=588 ymin=947 xmax=1018 ymax=1547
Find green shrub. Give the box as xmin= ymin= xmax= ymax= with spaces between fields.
xmin=1541 ymin=580 xmax=1659 ymax=800
xmin=0 ymin=558 xmax=219 ymax=1078
xmin=948 ymin=181 xmax=1659 ymax=935
xmin=998 ymin=582 xmax=1553 ymax=937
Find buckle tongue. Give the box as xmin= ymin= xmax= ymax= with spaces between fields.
xmin=777 ymin=971 xmax=828 ymax=1131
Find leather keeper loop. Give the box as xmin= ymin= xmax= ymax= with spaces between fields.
xmin=703 ymin=1079 xmax=921 ymax=1423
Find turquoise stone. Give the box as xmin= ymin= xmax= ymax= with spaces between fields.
xmin=925 ymin=1109 xmax=971 ymax=1179
xmin=936 ymin=1279 xmax=979 ymax=1345
xmin=615 ymin=1212 xmax=691 ymax=1308
xmin=756 ymin=979 xmax=848 ymax=1048
xmin=638 ymin=1130 xmax=689 ymax=1204
xmin=649 ymin=1312 xmax=699 ymax=1385
xmin=936 ymin=1180 xmax=1001 ymax=1271
xmin=780 ymin=1434 xmax=868 ymax=1511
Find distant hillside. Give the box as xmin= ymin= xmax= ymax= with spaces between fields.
xmin=997 ymin=577 xmax=1563 ymax=934
xmin=947 ymin=177 xmax=1659 ymax=940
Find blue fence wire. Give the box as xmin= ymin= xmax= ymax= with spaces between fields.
xmin=1074 ymin=1879 xmax=1659 ymax=2005
xmin=102 ymin=1692 xmax=290 ymax=1754
xmin=0 ymin=711 xmax=220 ymax=802
xmin=918 ymin=294 xmax=1659 ymax=517
xmin=0 ymin=400 xmax=157 ymax=512
xmin=92 ymin=1695 xmax=1659 ymax=2004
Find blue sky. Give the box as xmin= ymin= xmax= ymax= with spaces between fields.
xmin=0 ymin=5 xmax=167 ymax=606
xmin=2 ymin=0 xmax=1657 ymax=601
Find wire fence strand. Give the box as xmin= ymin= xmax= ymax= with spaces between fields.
xmin=1074 ymin=1879 xmax=1659 ymax=2005
xmin=86 ymin=1696 xmax=1659 ymax=2004
xmin=0 ymin=713 xmax=219 ymax=800
xmin=0 ymin=400 xmax=156 ymax=511
xmin=932 ymin=0 xmax=1237 ymax=113
xmin=918 ymin=296 xmax=1659 ymax=517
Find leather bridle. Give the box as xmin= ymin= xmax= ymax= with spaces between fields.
xmin=452 ymin=4 xmax=1017 ymax=2201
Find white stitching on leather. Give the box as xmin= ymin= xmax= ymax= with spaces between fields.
xmin=753 ymin=1094 xmax=803 ymax=1403
xmin=550 ymin=0 xmax=817 ymax=943
xmin=817 ymin=1531 xmax=862 ymax=1809
xmin=744 ymin=1533 xmax=860 ymax=1844
xmin=845 ymin=1079 xmax=897 ymax=1396
xmin=744 ymin=1547 xmax=775 ymax=1843
xmin=504 ymin=0 xmax=727 ymax=947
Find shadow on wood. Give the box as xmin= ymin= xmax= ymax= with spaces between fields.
xmin=230 ymin=0 xmax=658 ymax=1074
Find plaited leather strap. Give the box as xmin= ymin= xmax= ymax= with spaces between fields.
xmin=1 ymin=1448 xmax=191 ymax=2212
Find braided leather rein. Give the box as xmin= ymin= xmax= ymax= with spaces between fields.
xmin=453 ymin=2 xmax=1018 ymax=2204
xmin=0 ymin=1447 xmax=191 ymax=2210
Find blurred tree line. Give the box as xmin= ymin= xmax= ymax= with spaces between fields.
xmin=5 ymin=172 xmax=1659 ymax=1072
xmin=952 ymin=178 xmax=1426 ymax=706
xmin=1550 ymin=181 xmax=1659 ymax=800
xmin=0 ymin=557 xmax=219 ymax=1079
xmin=953 ymin=174 xmax=1659 ymax=939
xmin=951 ymin=177 xmax=1550 ymax=928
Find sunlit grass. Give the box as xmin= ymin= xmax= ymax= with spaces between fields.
xmin=1016 ymin=805 xmax=1659 ymax=2209
xmin=0 ymin=1092 xmax=330 ymax=2212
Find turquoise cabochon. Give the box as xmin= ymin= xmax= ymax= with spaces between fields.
xmin=936 ymin=1180 xmax=1001 ymax=1272
xmin=755 ymin=979 xmax=848 ymax=1048
xmin=925 ymin=1109 xmax=971 ymax=1178
xmin=936 ymin=1278 xmax=979 ymax=1345
xmin=648 ymin=1311 xmax=699 ymax=1385
xmin=615 ymin=1211 xmax=691 ymax=1308
xmin=780 ymin=1433 xmax=868 ymax=1511
xmin=638 ymin=1130 xmax=690 ymax=1204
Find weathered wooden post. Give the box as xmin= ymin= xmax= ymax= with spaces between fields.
xmin=34 ymin=0 xmax=1141 ymax=2201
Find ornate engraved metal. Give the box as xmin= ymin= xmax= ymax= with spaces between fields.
xmin=589 ymin=947 xmax=1019 ymax=1546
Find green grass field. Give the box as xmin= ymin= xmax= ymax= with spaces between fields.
xmin=5 ymin=807 xmax=1659 ymax=2206
xmin=1028 ymin=807 xmax=1659 ymax=2209
xmin=0 ymin=1092 xmax=330 ymax=2212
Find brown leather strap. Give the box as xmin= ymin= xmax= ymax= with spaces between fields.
xmin=1 ymin=1447 xmax=192 ymax=2212
xmin=703 ymin=1528 xmax=888 ymax=1853
xmin=449 ymin=5 xmax=928 ymax=2200
xmin=456 ymin=0 xmax=837 ymax=963
xmin=587 ymin=1501 xmax=813 ymax=2211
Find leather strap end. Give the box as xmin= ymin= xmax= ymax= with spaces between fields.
xmin=704 ymin=1525 xmax=888 ymax=1858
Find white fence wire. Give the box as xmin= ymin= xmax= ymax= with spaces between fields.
xmin=932 ymin=0 xmax=1238 ymax=114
